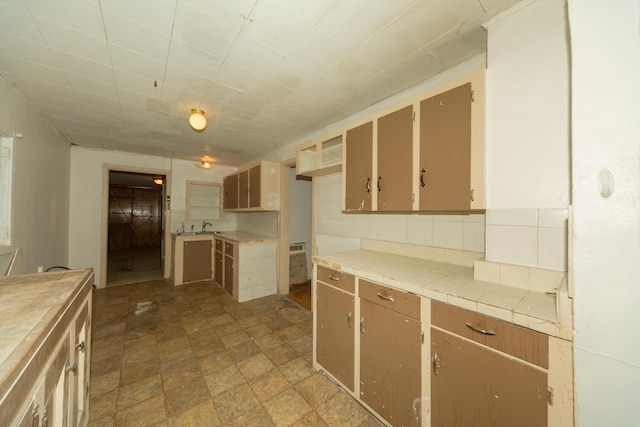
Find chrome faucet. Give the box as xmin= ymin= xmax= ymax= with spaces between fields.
xmin=202 ymin=221 xmax=212 ymax=232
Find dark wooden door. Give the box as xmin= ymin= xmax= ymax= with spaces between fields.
xmin=360 ymin=299 xmax=422 ymax=427
xmin=431 ymin=328 xmax=548 ymax=427
xmin=344 ymin=121 xmax=373 ymax=212
xmin=419 ymin=83 xmax=472 ymax=210
xmin=316 ymin=282 xmax=355 ymax=391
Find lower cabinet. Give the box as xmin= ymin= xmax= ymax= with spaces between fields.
xmin=315 ymin=267 xmax=356 ymax=391
xmin=183 ymin=240 xmax=213 ymax=283
xmin=224 ymin=240 xmax=236 ymax=296
xmin=359 ymin=280 xmax=422 ymax=427
xmin=430 ymin=300 xmax=549 ymax=427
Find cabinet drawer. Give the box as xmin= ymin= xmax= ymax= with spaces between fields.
xmin=224 ymin=241 xmax=234 ymax=256
xmin=359 ymin=279 xmax=420 ymax=321
xmin=431 ymin=300 xmax=548 ymax=368
xmin=215 ymin=239 xmax=223 ymax=252
xmin=316 ymin=266 xmax=355 ymax=293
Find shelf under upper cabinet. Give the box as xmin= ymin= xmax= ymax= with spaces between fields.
xmin=297 ymin=135 xmax=343 ymax=177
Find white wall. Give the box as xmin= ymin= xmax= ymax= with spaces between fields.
xmin=0 ymin=75 xmax=71 ymax=274
xmin=169 ymin=158 xmax=237 ymax=233
xmin=288 ymin=168 xmax=312 ymax=278
xmin=483 ymin=0 xmax=570 ymax=271
xmin=569 ymin=1 xmax=640 ymax=425
xmin=69 ymin=147 xmax=171 ymax=285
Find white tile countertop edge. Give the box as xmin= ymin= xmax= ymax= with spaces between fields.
xmin=313 ymin=250 xmax=573 ymax=340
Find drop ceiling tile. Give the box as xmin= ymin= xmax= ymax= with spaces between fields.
xmin=184 ymin=0 xmax=255 ymax=31
xmin=383 ymin=0 xmax=422 ymax=18
xmin=427 ymin=25 xmax=486 ymax=68
xmin=24 ymin=0 xmax=106 ymax=39
xmin=352 ymin=71 xmax=402 ymax=109
xmin=383 ymin=48 xmax=444 ymax=87
xmin=65 ymin=73 xmax=119 ymax=100
xmin=52 ymin=50 xmax=115 ymax=84
xmin=400 ymin=0 xmax=484 ymax=46
xmin=358 ymin=21 xmax=422 ymax=71
xmin=0 ymin=59 xmax=69 ymax=88
xmin=101 ymin=10 xmax=170 ymax=62
xmin=285 ymin=24 xmax=350 ymax=71
xmin=323 ymin=52 xmax=380 ymax=90
xmin=160 ymin=83 xmax=206 ymax=112
xmin=113 ymin=68 xmax=164 ymax=98
xmin=316 ymin=0 xmax=393 ymax=49
xmin=277 ymin=0 xmax=336 ymax=24
xmin=33 ymin=17 xmax=111 ymax=64
xmin=167 ymin=39 xmax=224 ymax=79
xmin=225 ymin=33 xmax=288 ymax=83
xmin=172 ymin=2 xmax=238 ymax=59
xmin=0 ymin=3 xmax=46 ymax=44
xmin=0 ymin=35 xmax=57 ymax=67
xmin=240 ymin=0 xmax=311 ymax=54
xmin=162 ymin=65 xmax=213 ymax=98
xmin=99 ymin=0 xmax=177 ymax=37
xmin=108 ymin=44 xmax=165 ymax=81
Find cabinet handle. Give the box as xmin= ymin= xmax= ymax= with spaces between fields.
xmin=347 ymin=312 xmax=352 ymax=328
xmin=420 ymin=168 xmax=426 ymax=188
xmin=360 ymin=317 xmax=365 ymax=335
xmin=465 ymin=322 xmax=496 ymax=336
xmin=377 ymin=176 xmax=382 ymax=192
xmin=365 ymin=177 xmax=371 ymax=193
xmin=76 ymin=341 xmax=86 ymax=351
xmin=376 ymin=292 xmax=394 ymax=302
xmin=432 ymin=352 xmax=441 ymax=375
xmin=67 ymin=363 xmax=77 ymax=373
xmin=328 ymin=275 xmax=339 ymax=281
xmin=470 ymin=189 xmax=475 ymax=202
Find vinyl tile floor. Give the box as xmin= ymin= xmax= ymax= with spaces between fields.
xmin=88 ymin=279 xmax=382 ymax=427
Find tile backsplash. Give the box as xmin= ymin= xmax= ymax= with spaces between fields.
xmin=314 ymin=175 xmax=568 ymax=273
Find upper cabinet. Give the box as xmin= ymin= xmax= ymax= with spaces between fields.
xmin=296 ymin=134 xmax=343 ymax=177
xmin=419 ymin=83 xmax=473 ymax=211
xmin=344 ymin=122 xmax=373 ymax=212
xmin=341 ymin=68 xmax=485 ymax=213
xmin=377 ymin=105 xmax=414 ymax=212
xmin=224 ymin=160 xmax=280 ymax=212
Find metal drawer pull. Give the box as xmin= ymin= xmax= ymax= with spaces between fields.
xmin=465 ymin=323 xmax=496 ymax=336
xmin=365 ymin=177 xmax=371 ymax=193
xmin=432 ymin=352 xmax=440 ymax=375
xmin=328 ymin=275 xmax=340 ymax=281
xmin=376 ymin=293 xmax=394 ymax=302
xmin=347 ymin=312 xmax=352 ymax=328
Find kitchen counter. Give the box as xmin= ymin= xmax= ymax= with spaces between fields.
xmin=314 ymin=250 xmax=572 ymax=339
xmin=215 ymin=231 xmax=277 ymax=244
xmin=0 ymin=268 xmax=94 ymax=424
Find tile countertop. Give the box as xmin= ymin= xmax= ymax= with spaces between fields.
xmin=313 ymin=250 xmax=572 ymax=340
xmin=0 ymin=268 xmax=94 ymax=399
xmin=215 ymin=231 xmax=277 ymax=245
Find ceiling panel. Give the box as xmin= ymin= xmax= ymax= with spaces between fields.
xmin=0 ymin=0 xmax=524 ymax=166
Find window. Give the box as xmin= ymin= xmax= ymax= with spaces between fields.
xmin=0 ymin=137 xmax=13 ymax=246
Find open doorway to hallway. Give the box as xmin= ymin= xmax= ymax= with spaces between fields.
xmin=286 ymin=166 xmax=312 ymax=309
xmin=107 ymin=171 xmax=165 ymax=287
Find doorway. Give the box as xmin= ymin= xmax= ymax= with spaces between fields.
xmin=106 ymin=171 xmax=165 ymax=286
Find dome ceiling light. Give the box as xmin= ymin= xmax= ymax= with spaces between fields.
xmin=189 ymin=108 xmax=206 ymax=131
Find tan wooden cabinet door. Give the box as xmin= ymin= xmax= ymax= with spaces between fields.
xmin=344 ymin=121 xmax=373 ymax=212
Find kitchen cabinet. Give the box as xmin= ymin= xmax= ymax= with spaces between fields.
xmin=296 ymin=134 xmax=343 ymax=177
xmin=419 ymin=83 xmax=474 ymax=210
xmin=183 ymin=240 xmax=212 ymax=283
xmin=214 ymin=238 xmax=223 ymax=285
xmin=344 ymin=121 xmax=373 ymax=212
xmin=214 ymin=232 xmax=278 ymax=302
xmin=171 ymin=234 xmax=214 ymax=286
xmin=1 ymin=269 xmax=93 ymax=427
xmin=315 ymin=266 xmax=356 ymax=391
xmin=223 ymin=240 xmax=236 ymax=296
xmin=359 ymin=279 xmax=422 ymax=427
xmin=430 ymin=300 xmax=548 ymax=427
xmin=224 ymin=160 xmax=280 ymax=212
xmin=377 ymin=105 xmax=414 ymax=212
xmin=224 ymin=174 xmax=239 ymax=210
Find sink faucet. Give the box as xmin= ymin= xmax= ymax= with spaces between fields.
xmin=202 ymin=221 xmax=212 ymax=232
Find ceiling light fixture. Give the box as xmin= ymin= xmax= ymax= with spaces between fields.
xmin=189 ymin=108 xmax=206 ymax=131
xmin=153 ymin=178 xmax=163 ymax=185
xmin=197 ymin=161 xmax=212 ymax=169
